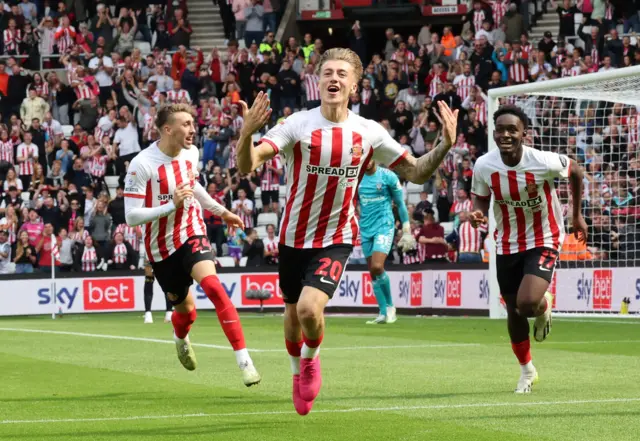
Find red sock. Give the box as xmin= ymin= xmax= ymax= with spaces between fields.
xmin=201 ymin=275 xmax=246 ymax=351
xmin=511 ymin=339 xmax=532 ymax=365
xmin=303 ymin=333 xmax=324 ymax=348
xmin=285 ymin=339 xmax=303 ymax=357
xmin=172 ymin=309 xmax=197 ymax=339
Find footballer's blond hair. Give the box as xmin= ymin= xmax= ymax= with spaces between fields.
xmin=155 ymin=103 xmax=194 ymax=129
xmin=315 ymin=48 xmax=363 ymax=82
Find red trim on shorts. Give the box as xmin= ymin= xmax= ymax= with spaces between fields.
xmin=157 ymin=165 xmax=170 ymax=260
xmin=124 ymin=193 xmax=145 ymax=199
xmin=491 ymin=172 xmax=511 ymax=255
xmin=525 ymin=172 xmax=545 ymax=248
xmin=260 ymin=138 xmax=279 ymax=154
xmin=294 ymin=129 xmax=322 ymax=248
xmin=507 ymin=170 xmax=527 ymax=253
xmin=387 ymin=149 xmax=409 ymax=170
xmin=313 ymin=127 xmax=343 ymax=247
xmin=279 ymin=142 xmax=302 ymax=246
xmin=544 ymin=181 xmax=560 ymax=249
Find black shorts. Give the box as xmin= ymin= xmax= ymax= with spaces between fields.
xmin=151 ymin=235 xmax=214 ymax=305
xmin=278 ymin=244 xmax=352 ymax=304
xmin=261 ymin=190 xmax=279 ymax=206
xmin=496 ymin=247 xmax=559 ymax=300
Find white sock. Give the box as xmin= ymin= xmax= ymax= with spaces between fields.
xmin=521 ymin=361 xmax=535 ymax=376
xmin=235 ymin=348 xmax=253 ymax=369
xmin=301 ymin=343 xmax=320 ymax=359
xmin=289 ymin=355 xmax=300 ymax=375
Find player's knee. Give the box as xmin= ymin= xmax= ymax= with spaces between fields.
xmin=516 ymin=297 xmax=537 ymax=317
xmin=296 ymin=302 xmax=320 ymax=325
xmin=369 ymin=263 xmax=385 ymax=278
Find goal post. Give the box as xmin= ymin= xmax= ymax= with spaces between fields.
xmin=486 ymin=65 xmax=640 ymax=318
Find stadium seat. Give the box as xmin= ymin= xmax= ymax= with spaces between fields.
xmin=254 ymin=225 xmax=267 ymax=238
xmin=239 ymin=257 xmax=248 ymax=267
xmin=21 ymin=191 xmax=30 ymax=201
xmin=254 ymin=188 xmax=262 ymax=211
xmin=61 ymin=125 xmax=74 ymax=138
xmin=217 ymin=256 xmax=236 ymax=267
xmin=133 ymin=40 xmax=151 ymax=55
xmin=257 ymin=212 xmax=278 ymax=227
xmin=441 ymin=222 xmax=454 ymax=237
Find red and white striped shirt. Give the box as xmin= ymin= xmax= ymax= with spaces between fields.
xmin=591 ymin=46 xmax=599 ymax=66
xmin=232 ymin=198 xmax=254 ymax=229
xmin=474 ymin=99 xmax=487 ymax=125
xmin=458 ymin=220 xmax=487 ymax=253
xmin=260 ymin=155 xmax=282 ymax=191
xmin=88 ymin=155 xmax=107 ymax=177
xmin=231 ymin=116 xmax=243 ymax=133
xmin=3 ymin=29 xmax=21 ymax=53
xmin=491 ymin=1 xmax=509 ymax=27
xmin=604 ymin=3 xmax=613 ymax=20
xmin=81 ymin=246 xmax=98 ymax=271
xmin=260 ymin=107 xmax=406 ymax=249
xmin=391 ymin=50 xmax=415 ymax=75
xmin=123 ymin=143 xmax=207 ymax=263
xmin=16 ymin=143 xmax=38 ymax=176
xmin=450 ymin=198 xmax=473 ymax=216
xmin=54 ymin=26 xmax=76 ymax=54
xmin=75 ymin=84 xmax=94 ymax=100
xmin=112 ymin=243 xmax=128 ymax=264
xmin=521 ymin=43 xmax=533 ymax=55
xmin=472 ymin=10 xmax=487 ymax=33
xmin=33 ymin=82 xmax=49 ymax=99
xmin=562 ymin=66 xmax=581 ymax=77
xmin=263 ymin=235 xmax=279 ymax=263
xmin=115 ymin=223 xmax=142 ymax=252
xmin=506 ymin=51 xmax=528 ymax=83
xmin=94 ymin=116 xmax=115 ymax=141
xmin=227 ymin=142 xmax=237 ymax=170
xmin=303 ymin=74 xmax=320 ymax=101
xmin=167 ymin=89 xmax=191 ymax=103
xmin=627 ymin=115 xmax=639 ymax=146
xmin=113 ymin=224 xmax=142 ymax=251
xmin=43 ymin=119 xmax=63 ymax=141
xmin=453 ymin=74 xmax=475 ymax=101
xmin=471 ymin=147 xmax=569 ymax=255
xmin=0 ymin=140 xmax=13 ymax=163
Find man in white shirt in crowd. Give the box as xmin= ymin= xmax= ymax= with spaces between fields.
xmin=113 ymin=116 xmax=141 ymax=175
xmin=147 ymin=64 xmax=174 ymax=92
xmin=88 ymin=46 xmax=114 ymax=104
xmin=0 ymin=230 xmax=12 ymax=274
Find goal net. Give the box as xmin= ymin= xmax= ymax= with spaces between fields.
xmin=486 ymin=65 xmax=640 ymax=318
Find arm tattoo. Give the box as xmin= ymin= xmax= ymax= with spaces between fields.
xmin=395 ymin=139 xmax=452 ymax=184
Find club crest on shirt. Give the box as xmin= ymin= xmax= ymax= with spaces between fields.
xmin=350 ymin=144 xmax=363 ymax=158
xmin=376 ymin=182 xmax=383 ymax=192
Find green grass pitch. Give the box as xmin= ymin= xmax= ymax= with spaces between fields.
xmin=1 ymin=313 xmax=639 ymax=440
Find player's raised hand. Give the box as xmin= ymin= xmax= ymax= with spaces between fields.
xmin=437 ymin=101 xmax=459 ymax=147
xmin=573 ymin=213 xmax=588 ymax=244
xmin=173 ymin=183 xmax=193 ymax=209
xmin=469 ymin=210 xmax=485 ymax=228
xmin=239 ymin=92 xmax=272 ymax=135
xmin=222 ymin=211 xmax=245 ymax=230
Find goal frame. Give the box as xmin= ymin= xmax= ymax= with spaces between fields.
xmin=485 ymin=65 xmax=640 ymax=318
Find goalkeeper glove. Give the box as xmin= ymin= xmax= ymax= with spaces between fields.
xmin=397 ymin=222 xmax=416 ymax=252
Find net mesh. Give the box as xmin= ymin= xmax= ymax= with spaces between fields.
xmin=489 ymin=69 xmax=640 ymax=315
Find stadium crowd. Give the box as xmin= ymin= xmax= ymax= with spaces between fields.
xmin=0 ymin=0 xmax=639 ymax=274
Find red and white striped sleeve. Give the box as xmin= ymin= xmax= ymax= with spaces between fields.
xmin=260 ymin=112 xmax=302 ymax=156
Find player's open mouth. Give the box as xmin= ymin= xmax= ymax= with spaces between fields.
xmin=327 ymin=85 xmax=340 ymax=93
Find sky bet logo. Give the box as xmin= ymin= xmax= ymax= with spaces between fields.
xmin=434 ymin=272 xmax=462 ymax=307
xmin=338 ymin=275 xmax=360 ymax=303
xmin=636 ymin=279 xmax=640 ymax=301
xmin=362 ymin=273 xmax=376 ymax=305
xmin=38 ymin=287 xmax=78 ymax=310
xmin=398 ymin=273 xmax=422 ymax=306
xmin=478 ymin=274 xmax=489 ymax=304
xmin=577 ymin=270 xmax=612 ymax=310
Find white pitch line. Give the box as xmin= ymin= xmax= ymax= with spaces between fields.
xmin=2 ymin=397 xmax=640 ymax=425
xmin=0 ymin=328 xmax=480 ymax=352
